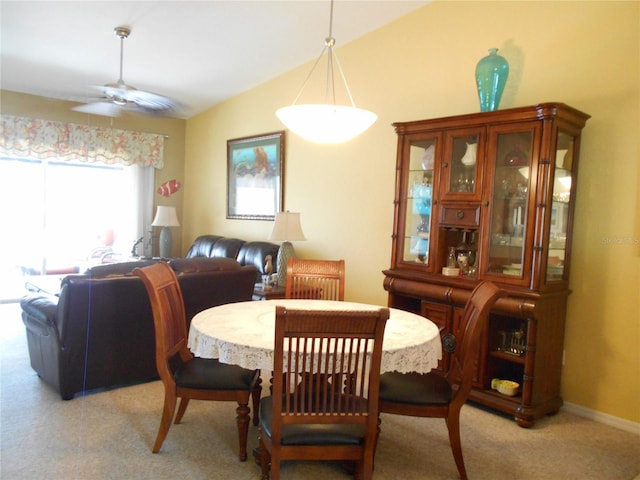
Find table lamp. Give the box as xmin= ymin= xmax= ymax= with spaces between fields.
xmin=269 ymin=211 xmax=306 ymax=286
xmin=151 ymin=205 xmax=180 ymax=258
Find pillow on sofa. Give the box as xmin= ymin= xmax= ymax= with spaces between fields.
xmin=185 ymin=235 xmax=223 ymax=258
xmin=211 ymin=238 xmax=245 ymax=259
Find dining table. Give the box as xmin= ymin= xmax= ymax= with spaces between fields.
xmin=187 ymin=299 xmax=442 ymax=375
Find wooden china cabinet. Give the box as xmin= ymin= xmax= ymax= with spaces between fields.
xmin=383 ymin=103 xmax=589 ymax=427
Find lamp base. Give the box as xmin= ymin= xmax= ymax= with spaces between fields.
xmin=276 ymin=241 xmax=295 ymax=286
xmin=159 ymin=226 xmax=172 ymax=258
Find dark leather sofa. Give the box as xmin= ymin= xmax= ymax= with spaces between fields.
xmin=186 ymin=235 xmax=280 ymax=282
xmin=20 ymin=257 xmax=257 ymax=400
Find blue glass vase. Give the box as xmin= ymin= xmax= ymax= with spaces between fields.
xmin=475 ymin=48 xmax=509 ymax=112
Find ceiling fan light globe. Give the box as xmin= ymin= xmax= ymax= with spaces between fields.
xmin=276 ymin=104 xmax=377 ymax=144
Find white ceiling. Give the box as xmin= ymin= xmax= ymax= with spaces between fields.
xmin=1 ymin=1 xmax=429 ymax=119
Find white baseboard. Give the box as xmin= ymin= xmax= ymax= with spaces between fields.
xmin=563 ymin=402 xmax=640 ymax=435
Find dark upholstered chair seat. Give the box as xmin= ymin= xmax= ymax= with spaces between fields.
xmin=175 ymin=358 xmax=258 ymax=391
xmin=379 ymin=372 xmax=453 ymax=406
xmin=259 ymin=397 xmax=365 ymax=446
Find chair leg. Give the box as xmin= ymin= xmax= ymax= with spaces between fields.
xmin=259 ymin=429 xmax=271 ymax=480
xmin=269 ymin=449 xmax=279 ymax=480
xmin=360 ymin=444 xmax=376 ymax=480
xmin=152 ymin=392 xmax=177 ymax=453
xmin=236 ymin=401 xmax=251 ymax=461
xmin=251 ymin=377 xmax=263 ymax=426
xmin=174 ymin=397 xmax=190 ymax=424
xmin=373 ymin=416 xmax=382 ymax=470
xmin=445 ymin=412 xmax=468 ymax=480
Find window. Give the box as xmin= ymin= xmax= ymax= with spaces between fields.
xmin=0 ymin=157 xmax=153 ymax=276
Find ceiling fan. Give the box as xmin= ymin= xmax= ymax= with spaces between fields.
xmin=73 ymin=26 xmax=180 ymax=117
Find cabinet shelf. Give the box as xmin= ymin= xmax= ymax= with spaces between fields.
xmin=489 ymin=350 xmax=526 ymax=365
xmin=385 ymin=103 xmax=589 ymax=427
xmin=482 ymin=388 xmax=522 ymax=403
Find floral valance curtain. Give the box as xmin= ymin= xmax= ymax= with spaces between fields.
xmin=0 ymin=114 xmax=164 ymax=168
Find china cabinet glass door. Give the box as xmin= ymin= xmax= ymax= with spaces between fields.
xmin=440 ymin=128 xmax=483 ymax=200
xmin=485 ymin=126 xmax=537 ymax=280
xmin=547 ymin=132 xmax=574 ymax=281
xmin=402 ymin=138 xmax=437 ymax=265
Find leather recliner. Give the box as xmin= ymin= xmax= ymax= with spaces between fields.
xmin=20 ymin=257 xmax=257 ymax=400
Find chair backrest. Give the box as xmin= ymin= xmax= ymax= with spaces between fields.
xmin=449 ymin=281 xmax=503 ymax=403
xmin=134 ymin=262 xmax=192 ymax=384
xmin=285 ymin=258 xmax=345 ymax=300
xmin=271 ymin=306 xmax=389 ymax=444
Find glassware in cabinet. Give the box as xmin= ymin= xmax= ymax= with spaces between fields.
xmin=547 ymin=132 xmax=574 ymax=281
xmin=485 ymin=127 xmax=537 ymax=280
xmin=402 ymin=139 xmax=436 ymax=265
xmin=439 ymin=128 xmax=484 ymax=200
xmin=480 ymin=314 xmax=529 ymax=400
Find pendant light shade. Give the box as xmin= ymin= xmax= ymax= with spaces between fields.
xmin=276 ymin=0 xmax=377 ymax=144
xmin=276 ymin=104 xmax=377 ymax=144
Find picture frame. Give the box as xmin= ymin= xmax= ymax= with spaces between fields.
xmin=227 ymin=131 xmax=285 ymax=220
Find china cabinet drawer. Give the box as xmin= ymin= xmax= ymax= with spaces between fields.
xmin=440 ymin=205 xmax=480 ymax=227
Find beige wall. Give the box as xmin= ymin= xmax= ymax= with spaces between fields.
xmin=3 ymin=1 xmax=637 ymax=425
xmin=0 ymin=90 xmax=187 ymax=257
xmin=184 ymin=1 xmax=639 ymax=423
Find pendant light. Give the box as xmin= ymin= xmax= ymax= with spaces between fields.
xmin=276 ymin=0 xmax=377 ymax=144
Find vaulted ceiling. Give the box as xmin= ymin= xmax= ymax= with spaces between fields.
xmin=1 ymin=1 xmax=428 ymax=118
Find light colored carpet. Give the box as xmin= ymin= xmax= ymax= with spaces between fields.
xmin=1 ymin=303 xmax=639 ymax=480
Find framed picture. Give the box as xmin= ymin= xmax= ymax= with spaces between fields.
xmin=227 ymin=131 xmax=285 ymax=220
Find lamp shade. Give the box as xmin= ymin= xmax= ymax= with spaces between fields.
xmin=269 ymin=211 xmax=306 ymax=242
xmin=151 ymin=206 xmax=179 ymax=258
xmin=276 ymin=104 xmax=377 ymax=144
xmin=269 ymin=211 xmax=306 ymax=287
xmin=151 ymin=206 xmax=180 ymax=227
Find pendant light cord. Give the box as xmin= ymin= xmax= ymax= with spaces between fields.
xmin=118 ymin=35 xmax=125 ymax=84
xmin=288 ymin=0 xmax=357 ymax=109
xmin=328 ymin=0 xmax=334 ymax=38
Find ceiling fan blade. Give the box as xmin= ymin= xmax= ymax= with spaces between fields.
xmin=93 ymin=83 xmax=180 ymax=115
xmin=126 ymin=89 xmax=181 ymax=114
xmin=72 ymin=26 xmax=181 ymax=118
xmin=72 ymin=101 xmax=122 ymax=117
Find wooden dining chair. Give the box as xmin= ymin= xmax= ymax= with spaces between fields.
xmin=285 ymin=258 xmax=345 ymax=300
xmin=377 ymin=281 xmax=503 ymax=480
xmin=134 ymin=262 xmax=261 ymax=461
xmin=259 ymin=305 xmax=389 ymax=480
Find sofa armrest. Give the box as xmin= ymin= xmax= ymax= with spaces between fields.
xmin=20 ymin=294 xmax=59 ymax=337
xmin=237 ymin=241 xmax=280 ymax=280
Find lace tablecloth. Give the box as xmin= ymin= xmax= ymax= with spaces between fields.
xmin=188 ymin=299 xmax=442 ymax=374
